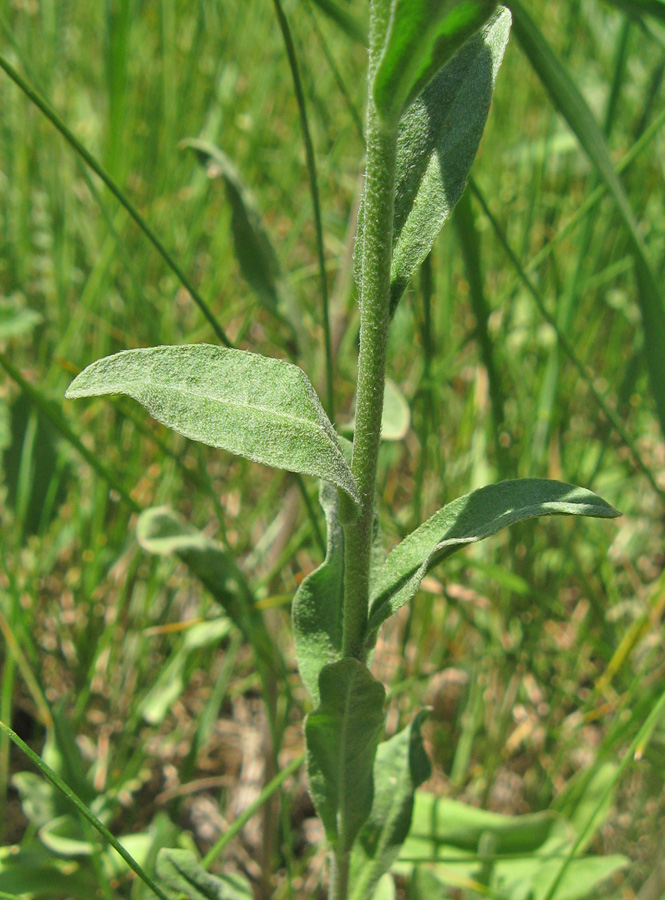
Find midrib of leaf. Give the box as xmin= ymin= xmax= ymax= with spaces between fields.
xmin=336 ymin=673 xmax=359 ymax=851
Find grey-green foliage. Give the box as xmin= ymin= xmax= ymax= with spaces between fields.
xmin=305 ymin=658 xmax=386 ymax=853
xmin=293 ymin=480 xmax=345 ymax=704
xmin=66 ymin=345 xmax=359 ymax=505
xmin=367 ymin=478 xmax=619 ymax=642
xmin=348 ymin=711 xmax=431 ymax=900
xmin=156 ymin=849 xmax=253 ymax=900
xmin=356 ymin=8 xmax=511 ymax=316
xmin=372 ymin=0 xmax=499 ymax=126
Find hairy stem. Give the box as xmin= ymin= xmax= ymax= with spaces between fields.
xmin=330 ymin=849 xmax=350 ymax=900
xmin=341 ymin=4 xmax=397 ymax=664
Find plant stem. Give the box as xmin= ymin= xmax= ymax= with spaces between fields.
xmin=329 ymin=850 xmax=350 ymax=900
xmin=341 ymin=4 xmax=397 ymax=660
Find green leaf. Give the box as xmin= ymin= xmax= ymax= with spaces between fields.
xmin=137 ymin=507 xmax=240 ymax=613
xmin=511 ymin=1 xmax=665 ymax=443
xmin=182 ymin=140 xmax=294 ymax=332
xmin=367 ymin=479 xmax=619 ymax=640
xmin=373 ymin=0 xmax=499 ymax=126
xmin=504 ymin=855 xmax=629 ymax=900
xmin=136 ymin=507 xmax=279 ymax=677
xmin=66 ymin=345 xmax=359 ymax=506
xmin=403 ymin=792 xmax=568 ymax=858
xmin=156 ymin=849 xmax=253 ymax=900
xmin=305 ymin=659 xmax=386 ymax=852
xmin=139 ymin=618 xmax=231 ymax=725
xmin=0 ymin=845 xmax=98 ymax=900
xmin=356 ymin=9 xmax=511 ymax=315
xmin=292 ymin=481 xmax=345 ymax=704
xmin=349 ymin=711 xmax=431 ymax=900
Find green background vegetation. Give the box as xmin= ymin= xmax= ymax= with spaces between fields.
xmin=0 ymin=1 xmax=664 ymax=897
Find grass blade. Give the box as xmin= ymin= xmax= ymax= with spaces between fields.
xmin=511 ymin=1 xmax=665 ymax=441
xmin=0 ymin=721 xmax=170 ymax=900
xmin=0 ymin=53 xmax=231 ymax=348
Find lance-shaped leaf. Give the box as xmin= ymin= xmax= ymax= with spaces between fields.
xmin=66 ymin=345 xmax=359 ymax=506
xmin=366 ymin=479 xmax=619 ymax=642
xmin=356 ymin=9 xmax=511 ymax=315
xmin=293 ymin=481 xmax=345 ymax=704
xmin=136 ymin=506 xmax=280 ymax=678
xmin=349 ymin=711 xmax=431 ymax=900
xmin=305 ymin=659 xmax=386 ymax=853
xmin=373 ymin=0 xmax=499 ymax=126
xmin=182 ymin=139 xmax=296 ymax=338
xmin=156 ymin=849 xmax=253 ymax=900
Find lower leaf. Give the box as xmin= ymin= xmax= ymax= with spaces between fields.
xmin=305 ymin=659 xmax=386 ymax=853
xmin=349 ymin=710 xmax=431 ymax=900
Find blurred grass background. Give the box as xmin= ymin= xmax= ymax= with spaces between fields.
xmin=1 ymin=1 xmax=664 ymax=897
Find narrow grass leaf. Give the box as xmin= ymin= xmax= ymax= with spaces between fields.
xmin=66 ymin=345 xmax=359 ymax=506
xmin=349 ymin=710 xmax=431 ymax=900
xmin=305 ymin=659 xmax=385 ymax=852
xmin=292 ymin=481 xmax=345 ymax=704
xmin=156 ymin=849 xmax=253 ymax=900
xmin=357 ymin=9 xmax=511 ymax=315
xmin=511 ymin=1 xmax=665 ymax=441
xmin=373 ymin=0 xmax=499 ymax=126
xmin=367 ymin=479 xmax=619 ymax=639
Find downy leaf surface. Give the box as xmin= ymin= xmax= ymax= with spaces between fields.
xmin=292 ymin=481 xmax=345 ymax=704
xmin=66 ymin=345 xmax=359 ymax=506
xmin=305 ymin=659 xmax=386 ymax=853
xmin=349 ymin=711 xmax=431 ymax=900
xmin=367 ymin=479 xmax=619 ymax=642
xmin=356 ymin=9 xmax=511 ymax=315
xmin=373 ymin=0 xmax=499 ymax=126
xmin=156 ymin=849 xmax=253 ymax=900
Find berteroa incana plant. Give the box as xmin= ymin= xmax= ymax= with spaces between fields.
xmin=65 ymin=3 xmax=619 ymax=899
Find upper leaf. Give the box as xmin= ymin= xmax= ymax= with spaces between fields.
xmin=356 ymin=9 xmax=511 ymax=316
xmin=349 ymin=711 xmax=431 ymax=900
xmin=305 ymin=659 xmax=386 ymax=853
xmin=367 ymin=479 xmax=619 ymax=642
xmin=373 ymin=0 xmax=499 ymax=126
xmin=66 ymin=345 xmax=359 ymax=506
